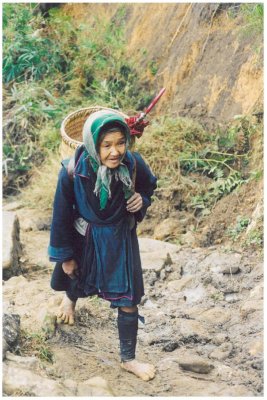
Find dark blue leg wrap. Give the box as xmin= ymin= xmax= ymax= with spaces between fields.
xmin=66 ymin=291 xmax=78 ymax=303
xmin=117 ymin=309 xmax=138 ymax=362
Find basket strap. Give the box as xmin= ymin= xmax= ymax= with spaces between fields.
xmin=132 ymin=154 xmax=137 ymax=189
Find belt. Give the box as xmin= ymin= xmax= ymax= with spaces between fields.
xmin=73 ymin=214 xmax=136 ymax=236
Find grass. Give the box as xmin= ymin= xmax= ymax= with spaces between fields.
xmin=2 ymin=3 xmax=156 ymax=195
xmin=20 ymin=330 xmax=54 ymax=364
xmin=21 ymin=151 xmax=62 ymax=210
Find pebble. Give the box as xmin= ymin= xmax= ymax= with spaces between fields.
xmin=209 ymin=343 xmax=233 ymax=361
xmin=224 ymin=293 xmax=239 ymax=303
xmin=179 ymin=359 xmax=214 ymax=374
xmin=212 ymin=333 xmax=229 ymax=346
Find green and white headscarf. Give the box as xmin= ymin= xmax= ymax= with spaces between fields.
xmin=82 ymin=110 xmax=134 ymax=210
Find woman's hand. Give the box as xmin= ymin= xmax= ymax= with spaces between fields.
xmin=126 ymin=192 xmax=143 ymax=213
xmin=62 ymin=259 xmax=79 ymax=280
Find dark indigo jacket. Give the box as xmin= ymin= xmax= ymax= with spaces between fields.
xmin=48 ymin=146 xmax=157 ymax=301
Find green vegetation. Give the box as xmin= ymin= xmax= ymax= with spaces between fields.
xmin=2 ymin=3 xmax=154 ymax=194
xmin=245 ymin=227 xmax=263 ymax=247
xmin=227 ymin=216 xmax=250 ymax=241
xmin=3 ymin=3 xmax=263 ymax=249
xmin=240 ymin=3 xmax=263 ymax=36
xmin=136 ymin=115 xmax=257 ymax=216
xmin=20 ymin=331 xmax=54 ymax=363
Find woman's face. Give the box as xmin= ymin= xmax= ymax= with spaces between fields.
xmin=99 ymin=130 xmax=126 ymax=169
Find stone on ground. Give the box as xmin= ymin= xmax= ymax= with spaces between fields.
xmin=3 ymin=314 xmax=21 ymax=349
xmin=2 ymin=211 xmax=22 ymax=280
xmin=139 ymin=238 xmax=180 ymax=273
xmin=199 ymin=251 xmax=241 ymax=274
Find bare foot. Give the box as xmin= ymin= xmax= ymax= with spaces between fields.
xmin=56 ymin=294 xmax=76 ymax=325
xmin=121 ymin=359 xmax=156 ymax=381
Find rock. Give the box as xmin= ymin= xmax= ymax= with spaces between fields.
xmin=167 ymin=276 xmax=194 ymax=292
xmin=215 ymin=364 xmax=235 ymax=380
xmin=251 ymin=359 xmax=263 ymax=371
xmin=183 ymin=285 xmax=206 ymax=304
xmin=20 ymin=230 xmax=51 ymax=270
xmin=77 ymin=377 xmax=114 ymax=396
xmin=36 ymin=217 xmax=51 ymax=231
xmin=240 ymin=299 xmax=263 ymax=318
xmin=179 ymin=358 xmax=214 ymax=374
xmin=3 ymin=365 xmax=74 ymax=396
xmin=191 ymin=307 xmax=231 ymax=325
xmin=3 ymin=275 xmax=28 ymax=290
xmin=21 ymin=217 xmax=51 ymax=232
xmin=249 ymin=282 xmax=263 ymax=300
xmin=160 ymin=269 xmax=167 ymax=280
xmin=2 ymin=339 xmax=10 ymax=360
xmin=163 ymin=342 xmax=179 ymax=352
xmin=179 ymin=319 xmax=209 ymax=340
xmin=224 ymin=293 xmax=240 ymax=303
xmin=41 ymin=313 xmax=57 ymax=339
xmin=247 ymin=340 xmax=263 ymax=356
xmin=146 ymin=270 xmax=158 ymax=286
xmin=62 ymin=379 xmax=77 ymax=392
xmin=3 ymin=314 xmax=20 ymax=348
xmin=139 ymin=238 xmax=181 ymax=254
xmin=199 ymin=251 xmax=241 ymax=274
xmin=153 ymin=218 xmax=183 ymax=240
xmin=5 ymin=352 xmax=39 ymax=369
xmin=212 ymin=333 xmax=229 ymax=346
xmin=182 ymin=258 xmax=200 ymax=276
xmin=2 ymin=211 xmax=22 ymax=280
xmin=143 ymin=299 xmax=158 ymax=309
xmin=3 ymin=201 xmax=23 ymax=211
xmin=180 ymin=231 xmax=197 ymax=247
xmin=209 ymin=342 xmax=233 ymax=360
xmin=141 ymin=252 xmax=170 ymax=273
xmin=139 ymin=238 xmax=181 ymax=272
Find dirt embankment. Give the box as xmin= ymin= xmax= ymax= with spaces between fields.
xmin=62 ymin=3 xmax=263 ymax=129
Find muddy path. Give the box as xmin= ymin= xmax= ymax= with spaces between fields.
xmin=3 ymin=207 xmax=263 ymax=396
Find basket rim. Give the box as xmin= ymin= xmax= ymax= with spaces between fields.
xmin=60 ymin=106 xmax=129 ymax=147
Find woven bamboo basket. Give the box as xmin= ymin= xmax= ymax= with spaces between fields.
xmin=60 ymin=106 xmax=130 ymax=159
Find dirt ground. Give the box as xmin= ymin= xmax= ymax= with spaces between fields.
xmin=2 ymin=204 xmax=263 ymax=397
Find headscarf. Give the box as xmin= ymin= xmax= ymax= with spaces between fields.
xmin=82 ymin=110 xmax=134 ymax=210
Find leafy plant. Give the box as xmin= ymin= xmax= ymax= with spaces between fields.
xmin=245 ymin=228 xmax=263 ymax=247
xmin=227 ymin=216 xmax=250 ymax=241
xmin=148 ymin=60 xmax=158 ymax=76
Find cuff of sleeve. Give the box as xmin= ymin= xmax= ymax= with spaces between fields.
xmin=48 ymin=245 xmax=74 ymax=263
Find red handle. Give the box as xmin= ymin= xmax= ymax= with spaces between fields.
xmin=145 ymin=88 xmax=166 ymax=115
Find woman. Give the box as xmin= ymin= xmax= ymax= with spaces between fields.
xmin=48 ymin=109 xmax=157 ymax=381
